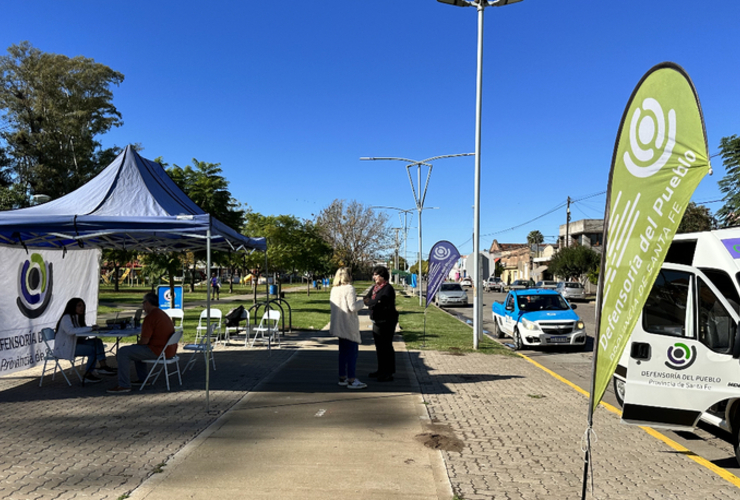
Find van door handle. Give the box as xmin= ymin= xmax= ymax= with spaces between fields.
xmin=630 ymin=342 xmax=651 ymax=361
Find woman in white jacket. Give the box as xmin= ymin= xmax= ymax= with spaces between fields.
xmin=330 ymin=268 xmax=367 ymax=389
xmin=54 ymin=298 xmax=116 ymax=383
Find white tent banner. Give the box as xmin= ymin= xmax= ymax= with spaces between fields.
xmin=0 ymin=246 xmax=100 ymax=376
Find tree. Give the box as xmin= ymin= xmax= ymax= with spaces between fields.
xmin=0 ymin=42 xmax=124 ymax=200
xmin=166 ymin=158 xmax=246 ymax=292
xmin=677 ymin=202 xmax=715 ymax=233
xmin=167 ymin=159 xmax=245 ymax=230
xmin=315 ymin=200 xmax=390 ymax=274
xmin=409 ymin=260 xmax=429 ymax=276
xmin=139 ymin=251 xmax=184 ymax=308
xmin=242 ymin=213 xmax=332 ymax=294
xmin=716 ymin=135 xmax=740 ymax=227
xmin=548 ymin=245 xmax=600 ymax=282
xmin=527 ymin=230 xmax=544 ymax=257
xmin=102 ymin=248 xmax=132 ymax=292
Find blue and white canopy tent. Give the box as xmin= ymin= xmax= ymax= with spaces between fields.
xmin=0 ymin=145 xmax=265 ymax=253
xmin=0 ymin=145 xmax=265 ymax=406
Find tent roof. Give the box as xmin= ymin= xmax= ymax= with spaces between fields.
xmin=0 ymin=145 xmax=266 ymax=253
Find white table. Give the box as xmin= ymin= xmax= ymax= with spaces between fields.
xmin=76 ymin=327 xmax=141 ymax=354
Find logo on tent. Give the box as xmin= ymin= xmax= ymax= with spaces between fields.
xmin=16 ymin=253 xmax=54 ymax=318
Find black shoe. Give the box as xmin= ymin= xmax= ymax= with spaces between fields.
xmin=368 ymin=371 xmax=379 ymax=378
xmin=377 ymin=375 xmax=394 ymax=382
xmin=84 ymin=373 xmax=102 ymax=383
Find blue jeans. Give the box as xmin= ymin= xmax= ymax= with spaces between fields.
xmin=338 ymin=338 xmax=359 ymax=379
xmin=75 ymin=338 xmax=106 ymax=373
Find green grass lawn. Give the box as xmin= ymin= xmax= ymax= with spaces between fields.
xmin=95 ymin=283 xmax=514 ymax=356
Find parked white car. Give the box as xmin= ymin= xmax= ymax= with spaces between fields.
xmin=535 ymin=280 xmax=558 ymax=289
xmin=556 ymin=281 xmax=585 ymax=301
xmin=435 ymin=283 xmax=468 ymax=307
xmin=460 ymin=277 xmax=473 ymax=288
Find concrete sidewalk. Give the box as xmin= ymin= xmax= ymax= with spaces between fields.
xmin=129 ymin=314 xmax=451 ymax=500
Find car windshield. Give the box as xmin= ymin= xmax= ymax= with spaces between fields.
xmin=518 ymin=294 xmax=570 ymax=311
xmin=566 ymin=283 xmax=582 ymax=289
xmin=441 ymin=283 xmax=463 ymax=291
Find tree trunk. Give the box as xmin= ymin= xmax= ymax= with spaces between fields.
xmin=113 ymin=263 xmax=120 ymax=292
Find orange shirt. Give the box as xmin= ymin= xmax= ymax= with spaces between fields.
xmin=139 ymin=307 xmax=177 ymax=358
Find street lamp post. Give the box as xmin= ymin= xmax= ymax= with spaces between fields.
xmin=361 ymin=154 xmax=473 ymax=306
xmin=437 ymin=0 xmax=523 ymax=349
xmin=371 ymin=205 xmax=415 ymax=281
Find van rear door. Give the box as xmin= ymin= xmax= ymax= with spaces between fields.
xmin=622 ymin=264 xmax=740 ymax=430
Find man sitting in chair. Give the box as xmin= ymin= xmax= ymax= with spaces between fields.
xmin=107 ymin=293 xmax=177 ymax=394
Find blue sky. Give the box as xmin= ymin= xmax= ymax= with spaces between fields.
xmin=3 ymin=0 xmax=739 ymax=263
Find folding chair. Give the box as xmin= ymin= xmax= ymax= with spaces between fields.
xmin=224 ymin=308 xmax=250 ymax=346
xmin=195 ymin=308 xmax=222 ymax=345
xmin=183 ymin=324 xmax=218 ymax=372
xmin=250 ymin=310 xmax=281 ymax=348
xmin=39 ymin=328 xmax=83 ymax=387
xmin=139 ymin=330 xmax=183 ymax=391
xmin=164 ymin=308 xmax=185 ymax=334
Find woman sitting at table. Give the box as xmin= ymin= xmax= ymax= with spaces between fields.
xmin=54 ymin=298 xmax=116 ymax=383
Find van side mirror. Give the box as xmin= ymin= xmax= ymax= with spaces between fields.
xmin=733 ymin=324 xmax=740 ymax=359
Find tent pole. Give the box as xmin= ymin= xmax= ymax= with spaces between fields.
xmin=206 ymin=218 xmax=212 ymax=412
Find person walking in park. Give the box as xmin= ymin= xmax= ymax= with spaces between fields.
xmin=211 ymin=272 xmax=221 ymax=300
xmin=363 ymin=265 xmax=399 ymax=382
xmin=330 ymin=268 xmax=367 ymax=389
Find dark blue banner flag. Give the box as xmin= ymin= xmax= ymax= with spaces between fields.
xmin=426 ymin=240 xmax=460 ymax=308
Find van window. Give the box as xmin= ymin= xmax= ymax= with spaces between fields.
xmin=664 ymin=240 xmax=697 ymax=265
xmin=698 ymin=277 xmax=735 ymax=354
xmin=643 ymin=269 xmax=691 ymax=338
xmin=698 ymin=268 xmax=740 ymax=314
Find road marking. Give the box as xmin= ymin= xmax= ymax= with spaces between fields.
xmin=518 ymin=351 xmax=740 ymax=489
xmin=314 ymin=409 xmax=326 ymax=417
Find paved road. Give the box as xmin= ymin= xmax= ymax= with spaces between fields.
xmin=439 ymin=287 xmax=740 ymax=476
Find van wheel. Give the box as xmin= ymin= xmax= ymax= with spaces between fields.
xmin=493 ymin=318 xmax=504 ymax=339
xmin=613 ymin=377 xmax=625 ymax=408
xmin=513 ymin=329 xmax=523 ymax=350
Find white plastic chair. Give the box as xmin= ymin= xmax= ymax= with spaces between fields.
xmin=39 ymin=328 xmax=84 ymax=387
xmin=164 ymin=308 xmax=185 ymax=334
xmin=140 ymin=330 xmax=183 ymax=391
xmin=224 ymin=308 xmax=250 ymax=346
xmin=195 ymin=308 xmax=222 ymax=345
xmin=183 ymin=324 xmax=218 ymax=372
xmin=250 ymin=310 xmax=281 ymax=348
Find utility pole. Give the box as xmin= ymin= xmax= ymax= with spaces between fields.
xmin=565 ymin=196 xmax=572 ymax=248
xmin=393 ymin=228 xmax=401 ymax=284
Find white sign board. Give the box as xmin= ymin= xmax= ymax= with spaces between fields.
xmin=0 ymin=246 xmax=100 ymax=376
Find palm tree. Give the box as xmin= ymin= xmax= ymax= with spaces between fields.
xmin=527 ymin=230 xmax=544 ymax=257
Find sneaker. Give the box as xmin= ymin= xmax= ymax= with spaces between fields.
xmin=338 ymin=378 xmax=348 ymax=386
xmin=84 ymin=373 xmax=102 ymax=383
xmin=97 ymin=367 xmax=117 ymax=376
xmin=347 ymin=379 xmax=367 ymax=390
xmin=107 ymin=386 xmax=131 ymax=394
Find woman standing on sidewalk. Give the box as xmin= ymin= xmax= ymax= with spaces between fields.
xmin=364 ymin=265 xmax=399 ymax=382
xmin=330 ymin=268 xmax=367 ymax=389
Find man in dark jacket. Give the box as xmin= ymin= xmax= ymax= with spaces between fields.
xmin=364 ymin=265 xmax=399 ymax=382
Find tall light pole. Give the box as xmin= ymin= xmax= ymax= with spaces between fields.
xmin=361 ymin=154 xmax=473 ymax=306
xmin=437 ymin=0 xmax=524 ymax=349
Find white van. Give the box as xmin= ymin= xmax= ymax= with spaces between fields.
xmin=614 ymin=228 xmax=740 ymax=464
